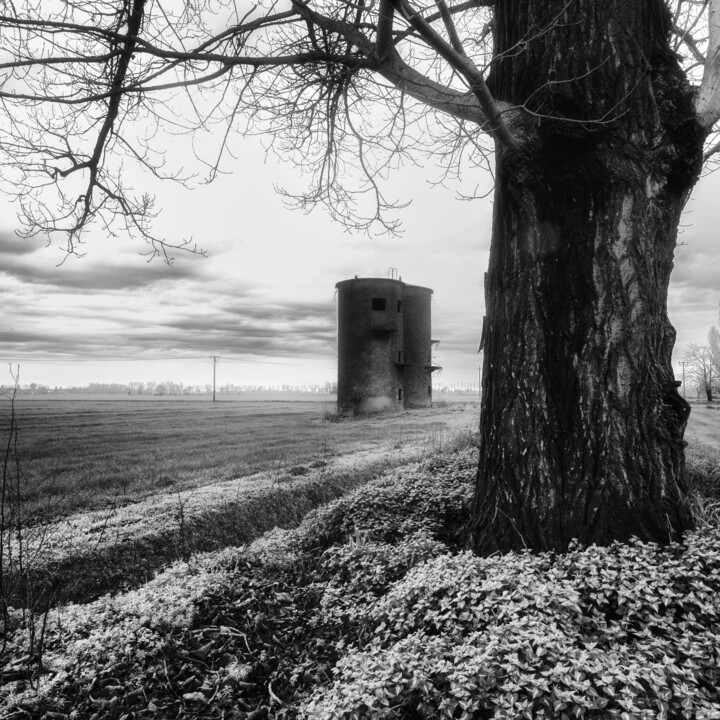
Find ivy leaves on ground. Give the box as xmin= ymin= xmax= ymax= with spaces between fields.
xmin=3 ymin=447 xmax=720 ymax=719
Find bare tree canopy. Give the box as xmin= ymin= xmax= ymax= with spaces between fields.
xmin=1 ymin=1 xmax=717 ymax=256
xmin=3 ymin=0 xmax=720 ymax=552
xmin=0 ymin=0 xmax=497 ymax=257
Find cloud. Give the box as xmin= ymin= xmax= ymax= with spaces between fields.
xmin=1 ymin=253 xmax=204 ymax=291
xmin=0 ymin=327 xmax=120 ymax=357
xmin=1 ymin=267 xmax=339 ymax=366
xmin=219 ymin=300 xmax=335 ymax=324
xmin=672 ymin=242 xmax=720 ymax=286
xmin=9 ymin=153 xmax=718 ymax=388
xmin=0 ymin=229 xmax=209 ymax=292
xmin=0 ymin=232 xmax=46 ymax=256
xmin=157 ymin=297 xmax=338 ymax=359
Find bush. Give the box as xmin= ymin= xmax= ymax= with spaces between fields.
xmin=0 ymin=450 xmax=475 ymax=717
xmin=299 ymin=449 xmax=476 ymax=551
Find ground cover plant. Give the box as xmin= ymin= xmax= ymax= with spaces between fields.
xmin=2 ymin=441 xmax=719 ymax=719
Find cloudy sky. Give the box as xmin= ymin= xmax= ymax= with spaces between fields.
xmin=1 ymin=131 xmax=718 ymax=390
xmin=0 ymin=134 xmax=492 ymax=389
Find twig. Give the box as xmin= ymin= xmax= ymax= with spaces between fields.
xmin=268 ymin=680 xmax=285 ymax=706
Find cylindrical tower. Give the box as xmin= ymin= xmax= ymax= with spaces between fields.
xmin=336 ymin=277 xmax=438 ymax=414
xmin=402 ymin=284 xmax=435 ymax=408
xmin=336 ymin=278 xmax=404 ymax=414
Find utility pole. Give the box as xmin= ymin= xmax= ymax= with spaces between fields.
xmin=680 ymin=361 xmax=687 ymax=399
xmin=210 ymin=356 xmax=219 ymax=402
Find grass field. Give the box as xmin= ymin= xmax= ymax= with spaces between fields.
xmin=0 ymin=393 xmax=481 ymax=605
xmin=2 ymin=427 xmax=719 ymax=718
xmin=1 ymin=393 xmax=480 ymax=523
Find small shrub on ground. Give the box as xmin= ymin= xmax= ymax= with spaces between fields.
xmin=322 ymin=410 xmax=343 ymax=423
xmin=299 ymin=449 xmax=476 ymax=550
xmin=311 ymin=530 xmax=448 ymax=648
xmin=302 ymin=531 xmax=720 ymax=719
xmin=685 ymin=442 xmax=720 ymax=529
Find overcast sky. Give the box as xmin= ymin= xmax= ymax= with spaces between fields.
xmin=1 ymin=133 xmax=718 ymax=390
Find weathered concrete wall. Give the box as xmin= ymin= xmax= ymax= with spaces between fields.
xmin=336 ymin=278 xmax=403 ymax=414
xmin=336 ymin=277 xmax=436 ymax=414
xmin=402 ymin=284 xmax=434 ymax=408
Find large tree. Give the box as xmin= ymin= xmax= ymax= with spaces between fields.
xmin=685 ymin=326 xmax=720 ymax=400
xmin=2 ymin=0 xmax=719 ymax=553
xmin=685 ymin=342 xmax=716 ymax=400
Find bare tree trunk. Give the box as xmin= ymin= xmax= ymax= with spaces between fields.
xmin=470 ymin=0 xmax=703 ymax=554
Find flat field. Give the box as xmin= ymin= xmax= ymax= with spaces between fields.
xmin=1 ymin=393 xmax=480 ymax=522
xmin=0 ymin=393 xmax=481 ymax=604
xmin=685 ymin=400 xmax=720 ymax=448
xmin=3 ymin=394 xmax=717 ymax=524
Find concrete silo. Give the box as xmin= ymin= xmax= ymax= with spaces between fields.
xmin=335 ymin=277 xmax=439 ymax=414
xmin=402 ymin=283 xmax=437 ymax=408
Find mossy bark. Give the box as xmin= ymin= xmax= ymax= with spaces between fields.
xmin=469 ymin=0 xmax=705 ymax=554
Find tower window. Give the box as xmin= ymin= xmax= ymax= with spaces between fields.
xmin=428 ymin=385 xmax=432 ymax=396
xmin=398 ymin=388 xmax=403 ymax=401
xmin=397 ymin=300 xmax=402 ymax=313
xmin=372 ymin=297 xmax=386 ymax=311
xmin=398 ymin=350 xmax=403 ymax=363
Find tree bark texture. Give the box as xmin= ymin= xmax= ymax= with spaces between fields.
xmin=470 ymin=0 xmax=705 ymax=554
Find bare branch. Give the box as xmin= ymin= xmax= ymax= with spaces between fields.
xmin=696 ymin=0 xmax=720 ymax=127
xmin=703 ymin=133 xmax=720 ymax=159
xmin=376 ymin=0 xmax=395 ymax=61
xmin=672 ymin=22 xmax=706 ymax=64
xmin=434 ymin=0 xmax=468 ymax=58
xmin=388 ymin=0 xmax=516 ymax=146
xmin=0 ymin=0 xmax=501 ymax=247
xmin=290 ymin=0 xmax=493 ymax=124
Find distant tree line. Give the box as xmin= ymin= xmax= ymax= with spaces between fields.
xmin=435 ymin=383 xmax=481 ymax=394
xmin=1 ymin=381 xmax=340 ymax=396
xmin=2 ymin=380 xmax=491 ymax=397
xmin=684 ymin=325 xmax=720 ymax=402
